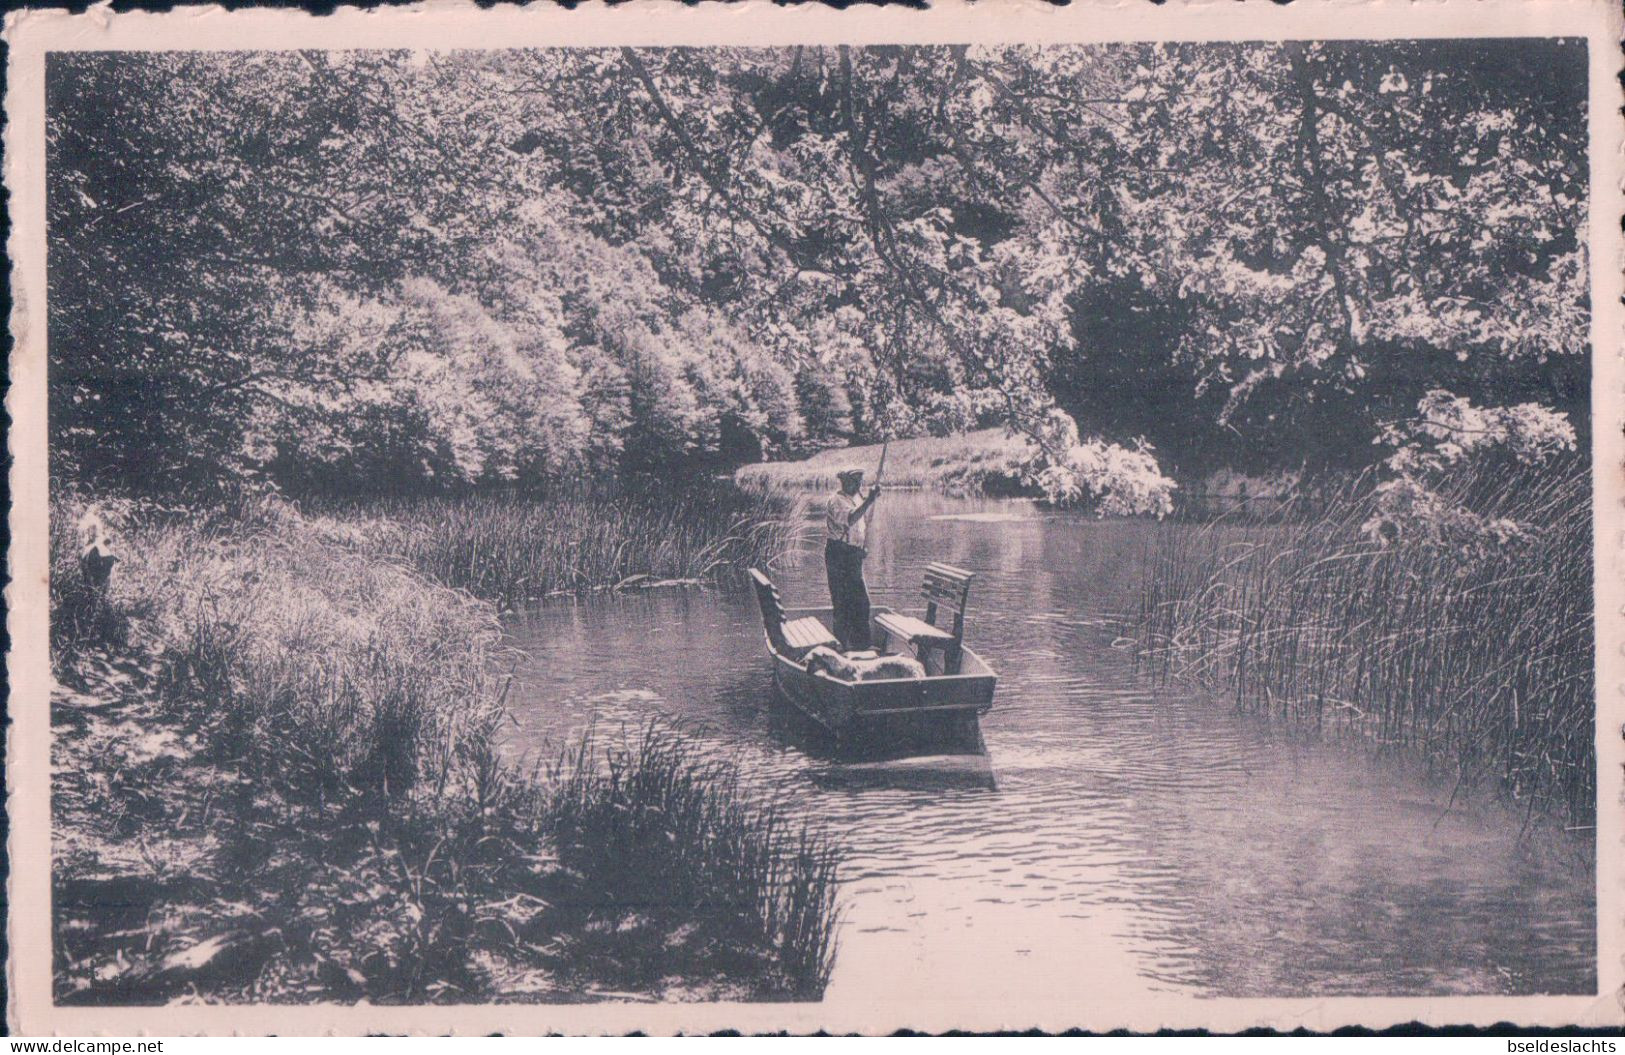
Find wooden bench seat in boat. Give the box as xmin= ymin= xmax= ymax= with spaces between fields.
xmin=874 ymin=562 xmax=975 ymax=675
xmin=783 ymin=616 xmax=839 ymax=652
xmin=749 ymin=569 xmax=838 ymax=656
xmin=872 ymin=613 xmax=954 ymax=646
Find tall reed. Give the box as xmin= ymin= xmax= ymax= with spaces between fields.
xmin=1130 ymin=462 xmax=1594 ymax=824
xmin=324 ymin=479 xmax=808 ymax=606
xmin=544 ymin=724 xmax=844 ymax=998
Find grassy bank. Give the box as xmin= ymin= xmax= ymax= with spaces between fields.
xmin=321 ymin=480 xmax=808 ymax=607
xmin=51 ymin=491 xmax=840 ymax=1004
xmin=736 ymin=429 xmax=1037 ymax=496
xmin=1129 ymin=464 xmax=1594 ymax=825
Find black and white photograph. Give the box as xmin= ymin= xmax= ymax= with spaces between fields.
xmin=6 ymin=0 xmax=1622 ymax=1035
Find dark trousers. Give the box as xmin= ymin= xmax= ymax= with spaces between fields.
xmin=824 ymin=539 xmax=872 ymax=652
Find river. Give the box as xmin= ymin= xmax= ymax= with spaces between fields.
xmin=502 ymin=491 xmax=1596 ymax=1000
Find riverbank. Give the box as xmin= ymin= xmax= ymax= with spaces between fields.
xmin=737 ymin=429 xmax=1037 ymax=497
xmin=320 ymin=481 xmax=807 ymax=608
xmin=736 ymin=430 xmax=1292 ymax=519
xmin=51 ymin=487 xmax=838 ymax=1004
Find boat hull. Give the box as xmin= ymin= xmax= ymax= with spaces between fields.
xmin=766 ymin=605 xmax=996 ymax=747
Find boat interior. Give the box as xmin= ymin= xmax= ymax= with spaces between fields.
xmin=749 ymin=564 xmax=994 ymax=682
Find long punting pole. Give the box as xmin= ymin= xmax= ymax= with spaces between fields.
xmin=865 ymin=439 xmax=889 ymax=535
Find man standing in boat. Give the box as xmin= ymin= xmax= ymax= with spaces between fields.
xmin=825 ymin=467 xmax=882 ymax=652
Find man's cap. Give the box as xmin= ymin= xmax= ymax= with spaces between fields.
xmin=836 ymin=467 xmax=865 ymax=482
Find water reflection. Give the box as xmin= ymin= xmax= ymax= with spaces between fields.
xmin=807 ymin=754 xmax=999 ymax=794
xmin=501 ymin=492 xmax=1596 ymax=998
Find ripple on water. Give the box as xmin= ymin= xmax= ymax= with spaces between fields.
xmin=928 ymin=512 xmax=1035 ymax=523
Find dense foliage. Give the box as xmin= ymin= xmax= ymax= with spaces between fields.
xmin=49 ymin=41 xmax=1587 ymax=507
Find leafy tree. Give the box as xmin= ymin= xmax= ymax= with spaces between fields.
xmin=47 ymin=41 xmax=1588 ymax=511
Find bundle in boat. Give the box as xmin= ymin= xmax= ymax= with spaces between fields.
xmin=803 ymin=645 xmax=926 ymax=682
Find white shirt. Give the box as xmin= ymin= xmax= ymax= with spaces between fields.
xmin=825 ymin=491 xmax=867 ymax=550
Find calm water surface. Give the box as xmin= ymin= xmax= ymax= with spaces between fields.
xmin=503 ymin=492 xmax=1596 ymax=999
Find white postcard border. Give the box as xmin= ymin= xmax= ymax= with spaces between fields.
xmin=6 ymin=0 xmax=1622 ymax=1035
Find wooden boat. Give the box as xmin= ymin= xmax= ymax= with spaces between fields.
xmin=748 ymin=567 xmax=996 ymax=746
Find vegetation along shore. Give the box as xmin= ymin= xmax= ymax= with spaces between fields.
xmin=736 ymin=429 xmax=1303 ymax=519
xmin=737 ymin=429 xmax=1038 ymax=497
xmin=324 ymin=481 xmax=807 ymax=609
xmin=1130 ymin=459 xmax=1594 ymax=827
xmin=51 ymin=487 xmax=840 ymax=1004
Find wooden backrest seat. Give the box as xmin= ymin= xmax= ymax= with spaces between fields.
xmin=748 ymin=568 xmax=791 ymax=654
xmin=922 ymin=563 xmax=974 ymax=617
xmin=749 ymin=568 xmax=841 ymax=657
xmin=922 ymin=562 xmax=973 ymax=636
xmin=866 ymin=563 xmax=976 ymax=674
xmin=921 ymin=563 xmax=974 ymax=674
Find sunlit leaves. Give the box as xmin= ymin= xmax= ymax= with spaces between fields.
xmin=47 ymin=41 xmax=1587 ymax=498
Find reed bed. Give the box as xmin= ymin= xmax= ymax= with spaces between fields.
xmin=50 ymin=490 xmax=844 ymax=1003
xmin=544 ymin=725 xmax=843 ymax=998
xmin=326 ymin=479 xmax=808 ymax=606
xmin=736 ymin=428 xmax=1037 ymax=496
xmin=1130 ymin=463 xmax=1594 ymax=824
